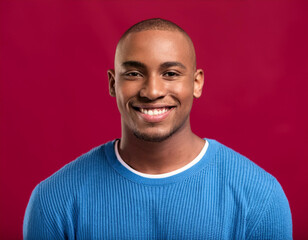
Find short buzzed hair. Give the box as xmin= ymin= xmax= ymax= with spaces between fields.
xmin=117 ymin=18 xmax=196 ymax=68
xmin=121 ymin=18 xmax=187 ymax=38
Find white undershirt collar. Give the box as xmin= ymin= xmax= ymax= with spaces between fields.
xmin=114 ymin=140 xmax=209 ymax=179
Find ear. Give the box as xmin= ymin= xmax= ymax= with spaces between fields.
xmin=193 ymin=69 xmax=204 ymax=98
xmin=107 ymin=69 xmax=116 ymax=97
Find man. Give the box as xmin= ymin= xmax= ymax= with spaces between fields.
xmin=24 ymin=18 xmax=292 ymax=239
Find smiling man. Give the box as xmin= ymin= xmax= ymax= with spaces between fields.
xmin=24 ymin=18 xmax=292 ymax=239
xmin=107 ymin=25 xmax=205 ymax=174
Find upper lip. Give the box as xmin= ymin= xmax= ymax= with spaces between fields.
xmin=132 ymin=104 xmax=176 ymax=109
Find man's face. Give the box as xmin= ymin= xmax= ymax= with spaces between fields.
xmin=108 ymin=30 xmax=204 ymax=142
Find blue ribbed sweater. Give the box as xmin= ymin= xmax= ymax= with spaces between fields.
xmin=23 ymin=139 xmax=292 ymax=239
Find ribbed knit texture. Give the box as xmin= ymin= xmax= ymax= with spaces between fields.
xmin=23 ymin=139 xmax=292 ymax=239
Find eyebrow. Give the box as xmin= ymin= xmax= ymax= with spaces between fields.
xmin=121 ymin=61 xmax=187 ymax=70
xmin=160 ymin=61 xmax=186 ymax=70
xmin=122 ymin=61 xmax=146 ymax=69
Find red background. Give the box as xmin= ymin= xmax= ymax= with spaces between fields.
xmin=1 ymin=1 xmax=307 ymax=239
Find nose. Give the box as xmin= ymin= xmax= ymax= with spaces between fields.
xmin=139 ymin=74 xmax=166 ymax=100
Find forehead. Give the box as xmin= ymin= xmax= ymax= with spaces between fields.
xmin=115 ymin=30 xmax=195 ymax=69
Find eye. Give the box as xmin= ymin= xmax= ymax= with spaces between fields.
xmin=123 ymin=71 xmax=143 ymax=79
xmin=127 ymin=72 xmax=140 ymax=76
xmin=163 ymin=71 xmax=180 ymax=78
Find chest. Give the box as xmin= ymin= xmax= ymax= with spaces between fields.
xmin=71 ymin=181 xmax=247 ymax=239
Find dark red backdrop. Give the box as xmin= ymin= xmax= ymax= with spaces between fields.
xmin=1 ymin=1 xmax=307 ymax=239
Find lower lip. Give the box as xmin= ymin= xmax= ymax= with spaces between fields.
xmin=136 ymin=108 xmax=174 ymax=123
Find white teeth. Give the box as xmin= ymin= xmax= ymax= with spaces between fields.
xmin=140 ymin=108 xmax=169 ymax=116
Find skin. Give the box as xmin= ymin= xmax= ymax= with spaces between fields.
xmin=107 ymin=30 xmax=205 ymax=174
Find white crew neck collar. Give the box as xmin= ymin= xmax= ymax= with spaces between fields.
xmin=114 ymin=140 xmax=209 ymax=179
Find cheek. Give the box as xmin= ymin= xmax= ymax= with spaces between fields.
xmin=115 ymin=81 xmax=141 ymax=110
xmin=170 ymin=81 xmax=194 ymax=103
xmin=122 ymin=77 xmax=144 ymax=90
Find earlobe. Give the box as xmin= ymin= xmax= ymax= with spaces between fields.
xmin=193 ymin=69 xmax=204 ymax=98
xmin=107 ymin=69 xmax=116 ymax=97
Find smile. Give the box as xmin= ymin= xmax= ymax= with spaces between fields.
xmin=133 ymin=106 xmax=175 ymax=122
xmin=139 ymin=107 xmax=169 ymax=116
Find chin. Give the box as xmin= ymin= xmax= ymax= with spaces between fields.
xmin=133 ymin=130 xmax=174 ymax=143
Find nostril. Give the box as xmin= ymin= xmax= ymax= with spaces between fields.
xmin=139 ymin=85 xmax=166 ymax=100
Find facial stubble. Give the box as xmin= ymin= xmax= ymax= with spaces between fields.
xmin=132 ymin=114 xmax=190 ymax=142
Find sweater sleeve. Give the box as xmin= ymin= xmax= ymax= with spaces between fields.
xmin=247 ymin=179 xmax=293 ymax=240
xmin=23 ymin=184 xmax=59 ymax=240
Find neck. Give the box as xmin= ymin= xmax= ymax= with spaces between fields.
xmin=118 ymin=124 xmax=204 ymax=175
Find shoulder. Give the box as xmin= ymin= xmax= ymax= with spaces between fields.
xmin=206 ymin=139 xmax=292 ymax=238
xmin=207 ymin=139 xmax=276 ymax=188
xmin=207 ymin=139 xmax=281 ymax=202
xmin=24 ymin=141 xmax=116 ymax=238
xmin=43 ymin=142 xmax=109 ymax=185
xmin=206 ymin=139 xmax=286 ymax=213
xmin=33 ymin=140 xmax=115 ymax=207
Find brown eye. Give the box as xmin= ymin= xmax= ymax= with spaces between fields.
xmin=127 ymin=72 xmax=139 ymax=77
xmin=127 ymin=72 xmax=140 ymax=77
xmin=163 ymin=71 xmax=180 ymax=77
xmin=124 ymin=71 xmax=143 ymax=78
